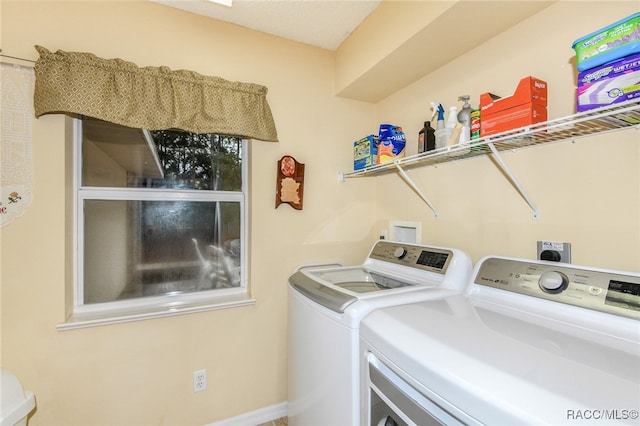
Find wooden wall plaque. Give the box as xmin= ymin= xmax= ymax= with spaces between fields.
xmin=275 ymin=155 xmax=304 ymax=210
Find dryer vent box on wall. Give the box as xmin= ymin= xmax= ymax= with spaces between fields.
xmin=390 ymin=221 xmax=421 ymax=244
xmin=537 ymin=241 xmax=571 ymax=263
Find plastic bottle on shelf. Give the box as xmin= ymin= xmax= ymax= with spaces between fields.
xmin=431 ymin=102 xmax=445 ymax=129
xmin=431 ymin=103 xmax=450 ymax=150
xmin=440 ymin=105 xmax=459 ymax=149
xmin=420 ymin=121 xmax=435 ymax=152
xmin=418 ymin=105 xmax=438 ymax=153
xmin=457 ymin=95 xmax=472 ymax=128
xmin=418 ymin=122 xmax=427 ymax=153
xmin=456 ymin=95 xmax=472 ymax=149
xmin=446 ymin=106 xmax=458 ymax=129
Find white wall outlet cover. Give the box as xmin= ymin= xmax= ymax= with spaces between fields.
xmin=194 ymin=369 xmax=207 ymax=392
xmin=389 ymin=221 xmax=421 ymax=244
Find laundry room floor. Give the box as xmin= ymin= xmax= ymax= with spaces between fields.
xmin=257 ymin=417 xmax=287 ymax=426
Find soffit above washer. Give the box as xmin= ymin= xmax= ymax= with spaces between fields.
xmin=335 ymin=0 xmax=557 ymax=102
xmin=149 ymin=0 xmax=382 ymax=51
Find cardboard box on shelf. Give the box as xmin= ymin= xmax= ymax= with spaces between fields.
xmin=353 ymin=135 xmax=378 ymax=170
xmin=480 ymin=76 xmax=548 ymax=117
xmin=577 ymin=53 xmax=640 ymax=112
xmin=480 ymin=102 xmax=547 ymax=138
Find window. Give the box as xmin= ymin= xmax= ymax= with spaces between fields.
xmin=66 ymin=117 xmax=251 ymax=328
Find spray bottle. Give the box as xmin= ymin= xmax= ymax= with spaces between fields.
xmin=457 ymin=96 xmax=472 ymax=127
xmin=431 ymin=102 xmax=450 ymax=150
xmin=431 ymin=102 xmax=445 ymax=129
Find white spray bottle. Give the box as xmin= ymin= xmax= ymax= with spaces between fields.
xmin=431 ymin=102 xmax=445 ymax=130
xmin=431 ymin=102 xmax=449 ymax=150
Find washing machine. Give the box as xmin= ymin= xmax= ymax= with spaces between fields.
xmin=287 ymin=240 xmax=472 ymax=426
xmin=360 ymin=255 xmax=640 ymax=425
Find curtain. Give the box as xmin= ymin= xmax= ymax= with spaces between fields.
xmin=33 ymin=46 xmax=278 ymax=142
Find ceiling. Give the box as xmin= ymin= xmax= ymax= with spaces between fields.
xmin=148 ymin=0 xmax=555 ymax=102
xmin=150 ymin=0 xmax=382 ymax=51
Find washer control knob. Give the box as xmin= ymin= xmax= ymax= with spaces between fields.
xmin=539 ymin=271 xmax=569 ymax=294
xmin=393 ymin=247 xmax=408 ymax=259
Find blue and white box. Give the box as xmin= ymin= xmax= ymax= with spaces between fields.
xmin=353 ymin=135 xmax=378 ymax=170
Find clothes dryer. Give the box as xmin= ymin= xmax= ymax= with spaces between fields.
xmin=360 ymin=256 xmax=640 ymax=425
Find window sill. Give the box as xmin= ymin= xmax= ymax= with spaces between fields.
xmin=57 ymin=293 xmax=256 ymax=331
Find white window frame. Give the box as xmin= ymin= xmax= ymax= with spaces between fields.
xmin=57 ymin=118 xmax=254 ymax=331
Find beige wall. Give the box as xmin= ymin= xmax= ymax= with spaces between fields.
xmin=1 ymin=1 xmax=376 ymax=425
xmin=372 ymin=1 xmax=640 ymax=271
xmin=1 ymin=0 xmax=639 ymax=425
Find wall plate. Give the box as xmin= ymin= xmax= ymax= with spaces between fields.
xmin=537 ymin=241 xmax=571 ymax=263
xmin=389 ymin=221 xmax=421 ymax=244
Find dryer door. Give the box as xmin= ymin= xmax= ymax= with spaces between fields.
xmin=365 ymin=353 xmax=467 ymax=426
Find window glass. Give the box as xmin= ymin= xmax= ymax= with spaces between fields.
xmin=83 ymin=199 xmax=241 ymax=304
xmin=78 ymin=118 xmax=245 ymax=309
xmin=81 ymin=119 xmax=242 ymax=191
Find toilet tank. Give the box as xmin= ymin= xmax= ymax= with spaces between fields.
xmin=0 ymin=369 xmax=35 ymax=426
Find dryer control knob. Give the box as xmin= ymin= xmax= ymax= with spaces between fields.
xmin=539 ymin=271 xmax=569 ymax=294
xmin=393 ymin=247 xmax=407 ymax=259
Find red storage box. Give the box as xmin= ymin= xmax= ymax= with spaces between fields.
xmin=480 ymin=76 xmax=548 ymax=137
xmin=480 ymin=102 xmax=547 ymax=138
xmin=480 ymin=76 xmax=548 ymax=115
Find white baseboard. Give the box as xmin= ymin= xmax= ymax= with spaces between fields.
xmin=206 ymin=401 xmax=288 ymax=426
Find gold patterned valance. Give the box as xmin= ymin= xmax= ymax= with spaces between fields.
xmin=33 ymin=46 xmax=278 ymax=142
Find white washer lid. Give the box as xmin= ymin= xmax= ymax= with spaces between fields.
xmin=1 ymin=369 xmax=35 ymax=426
xmin=360 ymin=295 xmax=640 ymax=425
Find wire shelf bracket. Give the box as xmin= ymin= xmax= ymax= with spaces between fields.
xmin=487 ymin=141 xmax=539 ymax=219
xmin=395 ymin=164 xmax=439 ymax=218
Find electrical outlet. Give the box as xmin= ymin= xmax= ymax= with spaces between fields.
xmin=537 ymin=241 xmax=571 ymax=263
xmin=193 ymin=369 xmax=207 ymax=392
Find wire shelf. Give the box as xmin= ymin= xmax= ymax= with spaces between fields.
xmin=341 ymin=99 xmax=640 ymax=178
